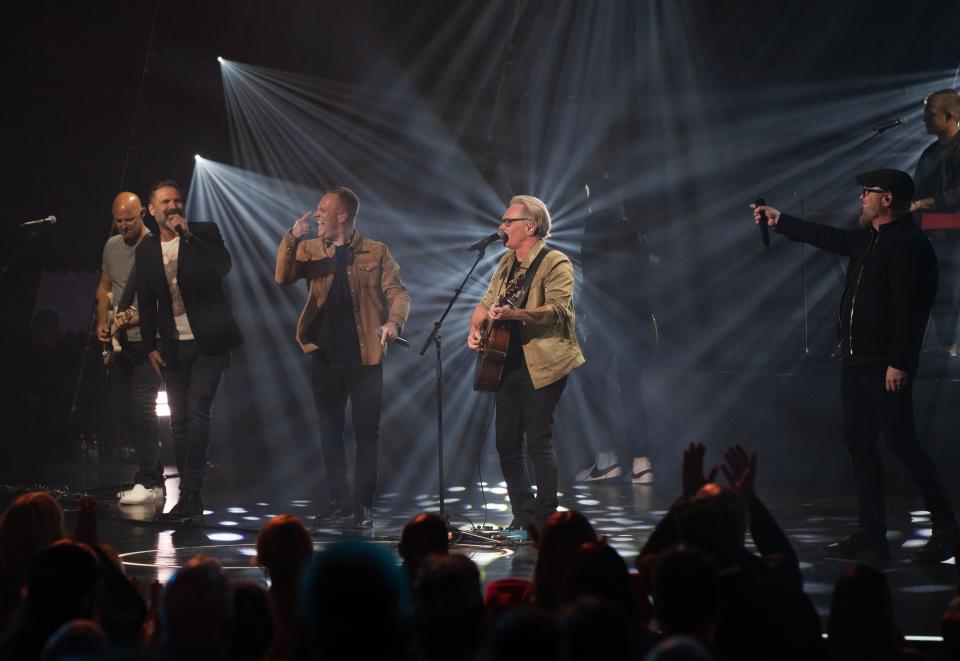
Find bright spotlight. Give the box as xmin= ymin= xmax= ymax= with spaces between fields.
xmin=155 ymin=390 xmax=169 ymax=417
xmin=217 ymin=56 xmax=224 ymax=63
xmin=194 ymin=154 xmax=202 ymax=161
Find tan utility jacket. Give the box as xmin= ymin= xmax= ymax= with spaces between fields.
xmin=275 ymin=230 xmax=411 ymax=365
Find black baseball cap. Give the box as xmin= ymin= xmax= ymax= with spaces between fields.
xmin=855 ymin=169 xmax=914 ymax=201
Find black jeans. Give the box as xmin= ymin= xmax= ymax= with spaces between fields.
xmin=111 ymin=342 xmax=162 ymax=486
xmin=841 ymin=363 xmax=956 ymax=534
xmin=311 ymin=358 xmax=383 ymax=508
xmin=164 ymin=340 xmax=229 ymax=494
xmin=495 ymin=367 xmax=567 ymax=527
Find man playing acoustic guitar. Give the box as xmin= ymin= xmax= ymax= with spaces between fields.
xmin=467 ymin=195 xmax=584 ymax=531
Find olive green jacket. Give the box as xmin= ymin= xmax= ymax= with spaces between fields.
xmin=480 ymin=240 xmax=584 ymax=389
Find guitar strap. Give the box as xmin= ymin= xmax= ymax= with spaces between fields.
xmin=515 ymin=246 xmax=553 ymax=309
xmin=117 ymin=263 xmax=138 ymax=309
xmin=113 ymin=264 xmax=139 ymax=347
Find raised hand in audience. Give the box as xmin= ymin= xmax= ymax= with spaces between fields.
xmin=721 ymin=444 xmax=757 ymax=498
xmin=71 ymin=496 xmax=98 ymax=547
xmin=682 ymin=443 xmax=718 ymax=497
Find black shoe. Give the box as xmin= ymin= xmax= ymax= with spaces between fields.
xmin=505 ymin=518 xmax=527 ymax=531
xmin=912 ymin=527 xmax=960 ymax=563
xmin=824 ymin=531 xmax=889 ymax=562
xmin=354 ymin=505 xmax=374 ymax=529
xmin=155 ymin=492 xmax=203 ymax=522
xmin=315 ymin=500 xmax=353 ymax=522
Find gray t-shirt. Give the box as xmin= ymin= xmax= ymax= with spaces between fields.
xmin=101 ymin=232 xmax=149 ymax=342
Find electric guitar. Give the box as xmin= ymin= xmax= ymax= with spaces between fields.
xmin=473 ymin=276 xmax=525 ymax=392
xmin=102 ymin=305 xmax=137 ymax=368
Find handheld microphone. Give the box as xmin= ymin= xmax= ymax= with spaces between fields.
xmin=872 ymin=117 xmax=906 ymax=133
xmin=466 ymin=231 xmax=505 ymax=252
xmin=20 ymin=215 xmax=57 ymax=228
xmin=376 ymin=327 xmax=409 ymax=348
xmin=755 ymin=198 xmax=769 ymax=251
xmin=171 ymin=215 xmax=190 ymax=244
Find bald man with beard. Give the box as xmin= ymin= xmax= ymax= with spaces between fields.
xmin=96 ymin=192 xmax=164 ymax=506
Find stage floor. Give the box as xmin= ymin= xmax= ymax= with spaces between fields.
xmin=45 ymin=467 xmax=958 ymax=642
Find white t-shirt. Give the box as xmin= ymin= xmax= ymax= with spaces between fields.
xmin=160 ymin=237 xmax=195 ymax=341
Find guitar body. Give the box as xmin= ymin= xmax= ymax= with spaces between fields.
xmin=102 ymin=305 xmax=136 ymax=369
xmin=473 ymin=275 xmax=525 ymax=393
xmin=102 ymin=309 xmax=122 ymax=368
xmin=473 ymin=323 xmax=512 ymax=392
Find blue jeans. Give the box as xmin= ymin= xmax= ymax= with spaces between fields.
xmin=311 ymin=358 xmax=383 ymax=508
xmin=164 ymin=340 xmax=229 ymax=494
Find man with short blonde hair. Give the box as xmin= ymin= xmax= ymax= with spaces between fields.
xmin=276 ymin=187 xmax=410 ymax=528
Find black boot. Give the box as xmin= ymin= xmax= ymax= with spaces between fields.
xmin=156 ymin=492 xmax=204 ymax=522
xmin=315 ymin=499 xmax=353 ymax=523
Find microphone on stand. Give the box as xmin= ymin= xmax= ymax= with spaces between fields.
xmin=466 ymin=231 xmax=505 ymax=252
xmin=872 ymin=117 xmax=907 ymax=133
xmin=20 ymin=215 xmax=57 ymax=228
xmin=755 ymin=198 xmax=769 ymax=251
xmin=376 ymin=327 xmax=410 ymax=347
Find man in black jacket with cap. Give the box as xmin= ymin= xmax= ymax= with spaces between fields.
xmin=753 ymin=169 xmax=959 ymax=563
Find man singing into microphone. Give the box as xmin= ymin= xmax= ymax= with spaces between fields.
xmin=753 ymin=170 xmax=959 ymax=562
xmin=136 ymin=180 xmax=243 ymax=521
xmin=275 ymin=187 xmax=410 ymax=528
xmin=467 ymin=195 xmax=584 ymax=531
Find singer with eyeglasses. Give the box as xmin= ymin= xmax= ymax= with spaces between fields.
xmin=751 ymin=169 xmax=959 ymax=564
xmin=275 ymin=187 xmax=410 ymax=529
xmin=466 ymin=195 xmax=584 ymax=532
xmin=911 ymin=89 xmax=960 ymax=359
xmin=135 ymin=179 xmax=243 ymax=521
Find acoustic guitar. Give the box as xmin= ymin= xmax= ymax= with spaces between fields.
xmin=473 ymin=275 xmax=525 ymax=392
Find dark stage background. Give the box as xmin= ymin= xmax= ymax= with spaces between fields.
xmin=3 ymin=0 xmax=959 ymax=503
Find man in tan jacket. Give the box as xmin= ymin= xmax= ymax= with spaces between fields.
xmin=467 ymin=195 xmax=584 ymax=531
xmin=276 ymin=187 xmax=410 ymax=528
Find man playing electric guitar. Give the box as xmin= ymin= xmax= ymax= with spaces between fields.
xmin=467 ymin=195 xmax=584 ymax=531
xmin=96 ymin=192 xmax=164 ymax=506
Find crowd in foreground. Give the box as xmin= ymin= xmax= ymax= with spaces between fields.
xmin=1 ymin=443 xmax=958 ymax=661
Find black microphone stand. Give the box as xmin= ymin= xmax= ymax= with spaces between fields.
xmin=419 ymin=244 xmax=506 ymax=546
xmin=1 ymin=229 xmax=39 ymax=276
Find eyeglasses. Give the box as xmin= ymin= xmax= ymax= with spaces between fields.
xmin=500 ymin=216 xmax=531 ymax=227
xmin=860 ymin=187 xmax=887 ymax=197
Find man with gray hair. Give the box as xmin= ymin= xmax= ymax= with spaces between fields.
xmin=467 ymin=195 xmax=584 ymax=531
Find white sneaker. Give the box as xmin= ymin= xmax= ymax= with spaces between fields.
xmin=118 ymin=484 xmax=164 ymax=505
xmin=631 ymin=457 xmax=654 ymax=485
xmin=575 ymin=451 xmax=623 ymax=482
